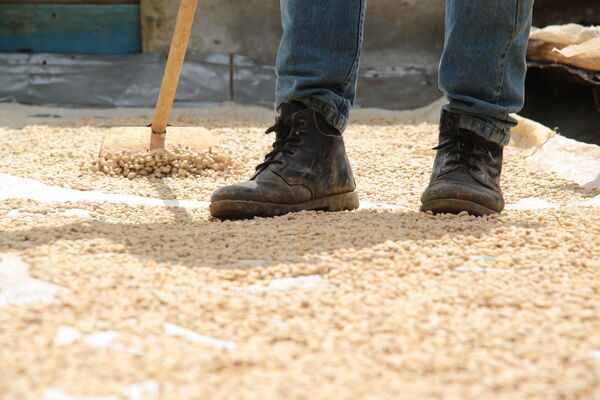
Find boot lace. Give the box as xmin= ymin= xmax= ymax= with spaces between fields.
xmin=432 ymin=132 xmax=495 ymax=170
xmin=254 ymin=118 xmax=303 ymax=172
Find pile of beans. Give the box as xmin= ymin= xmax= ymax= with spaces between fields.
xmin=90 ymin=147 xmax=231 ymax=179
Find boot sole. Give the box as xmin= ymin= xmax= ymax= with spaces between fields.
xmin=210 ymin=191 xmax=360 ymax=219
xmin=420 ymin=198 xmax=501 ymax=217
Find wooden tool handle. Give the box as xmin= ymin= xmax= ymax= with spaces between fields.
xmin=151 ymin=0 xmax=199 ymax=134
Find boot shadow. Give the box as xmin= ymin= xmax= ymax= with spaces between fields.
xmin=1 ymin=209 xmax=545 ymax=270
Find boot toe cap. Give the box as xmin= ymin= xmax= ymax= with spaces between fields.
xmin=211 ymin=179 xmax=312 ymax=205
xmin=421 ymin=180 xmax=504 ymax=213
xmin=210 ymin=181 xmax=261 ymax=203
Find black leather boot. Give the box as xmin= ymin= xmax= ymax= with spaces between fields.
xmin=210 ymin=102 xmax=359 ymax=219
xmin=420 ymin=110 xmax=505 ymax=216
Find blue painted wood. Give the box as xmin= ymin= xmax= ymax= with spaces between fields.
xmin=0 ymin=4 xmax=141 ymax=55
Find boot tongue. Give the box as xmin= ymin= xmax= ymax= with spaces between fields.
xmin=271 ymin=101 xmax=307 ymax=161
xmin=253 ymin=102 xmax=308 ymax=177
xmin=278 ymin=101 xmax=308 ymax=123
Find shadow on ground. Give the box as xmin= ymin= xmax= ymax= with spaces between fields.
xmin=0 ymin=210 xmax=545 ymax=270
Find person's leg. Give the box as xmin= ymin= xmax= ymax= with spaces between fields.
xmin=422 ymin=0 xmax=534 ymax=216
xmin=210 ymin=0 xmax=366 ymax=219
xmin=275 ymin=0 xmax=367 ymax=133
xmin=439 ymin=0 xmax=534 ymax=145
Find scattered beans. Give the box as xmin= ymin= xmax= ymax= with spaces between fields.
xmin=0 ymin=108 xmax=599 ymax=399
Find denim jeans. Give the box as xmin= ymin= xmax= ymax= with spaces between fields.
xmin=275 ymin=0 xmax=534 ymax=145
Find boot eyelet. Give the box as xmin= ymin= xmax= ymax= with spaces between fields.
xmin=297 ymin=119 xmax=307 ymax=128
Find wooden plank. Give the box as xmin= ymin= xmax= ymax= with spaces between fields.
xmin=0 ymin=1 xmax=138 ymax=4
xmin=0 ymin=4 xmax=141 ymax=55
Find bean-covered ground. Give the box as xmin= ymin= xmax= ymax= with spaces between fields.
xmin=1 ymin=105 xmax=599 ymax=400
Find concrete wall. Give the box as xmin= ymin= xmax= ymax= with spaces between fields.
xmin=141 ymin=0 xmax=600 ymax=65
xmin=138 ymin=0 xmax=600 ymax=110
xmin=141 ymin=0 xmax=446 ymax=69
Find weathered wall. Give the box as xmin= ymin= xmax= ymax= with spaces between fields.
xmin=140 ymin=0 xmax=447 ymax=109
xmin=141 ymin=0 xmax=600 ymax=66
xmin=141 ymin=0 xmax=283 ymax=62
xmin=5 ymin=0 xmax=592 ymax=110
xmin=139 ymin=0 xmax=600 ymax=110
xmin=141 ymin=0 xmax=446 ymax=69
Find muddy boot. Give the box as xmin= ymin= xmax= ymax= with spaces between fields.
xmin=210 ymin=102 xmax=359 ymax=219
xmin=420 ymin=110 xmax=505 ymax=216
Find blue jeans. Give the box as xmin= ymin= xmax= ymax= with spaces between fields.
xmin=275 ymin=0 xmax=534 ymax=145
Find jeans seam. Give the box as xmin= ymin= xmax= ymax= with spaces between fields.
xmin=332 ymin=0 xmax=365 ymax=94
xmin=493 ymin=0 xmax=521 ymax=120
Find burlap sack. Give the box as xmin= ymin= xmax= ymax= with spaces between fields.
xmin=529 ymin=24 xmax=598 ymax=46
xmin=527 ymin=24 xmax=600 ymax=71
xmin=553 ymin=38 xmax=600 ymax=71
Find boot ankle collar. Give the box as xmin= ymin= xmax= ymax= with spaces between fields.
xmin=440 ymin=110 xmax=461 ymax=132
xmin=278 ymin=101 xmax=308 ymax=121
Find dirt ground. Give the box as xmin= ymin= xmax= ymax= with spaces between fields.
xmin=1 ymin=104 xmax=599 ymax=400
